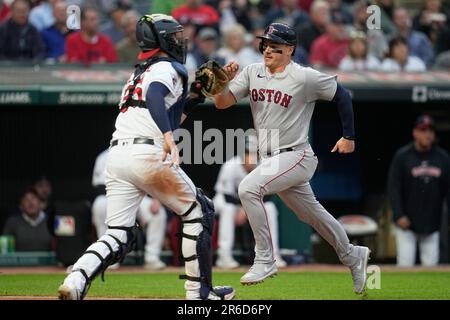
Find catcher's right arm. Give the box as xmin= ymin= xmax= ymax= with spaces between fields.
xmin=195 ymin=60 xmax=230 ymax=97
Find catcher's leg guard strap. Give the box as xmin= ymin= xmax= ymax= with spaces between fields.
xmin=181 ymin=201 xmax=197 ymax=217
xmin=70 ymin=268 xmax=91 ymax=299
xmin=69 ymin=225 xmax=138 ymax=299
xmin=108 ymin=225 xmax=139 ymax=263
xmin=179 ymin=188 xmax=216 ymax=300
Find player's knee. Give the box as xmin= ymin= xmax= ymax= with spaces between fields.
xmin=238 ymin=179 xmax=259 ymax=201
xmin=104 ymin=228 xmax=129 ymax=244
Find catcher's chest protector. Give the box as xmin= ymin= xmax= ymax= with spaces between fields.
xmin=120 ymin=57 xmax=188 ymax=129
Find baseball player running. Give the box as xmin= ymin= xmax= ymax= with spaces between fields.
xmin=211 ymin=23 xmax=370 ymax=294
xmin=214 ymin=138 xmax=287 ymax=269
xmin=58 ymin=14 xmax=235 ymax=300
xmin=91 ymin=149 xmax=167 ymax=270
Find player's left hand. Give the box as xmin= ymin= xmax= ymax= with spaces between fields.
xmin=189 ymin=80 xmax=205 ymax=102
xmin=331 ymin=137 xmax=355 ymax=154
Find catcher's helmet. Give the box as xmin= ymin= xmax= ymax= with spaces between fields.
xmin=257 ymin=23 xmax=297 ymax=55
xmin=136 ymin=14 xmax=187 ymax=63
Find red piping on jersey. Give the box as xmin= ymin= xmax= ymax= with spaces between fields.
xmin=262 ymin=150 xmax=307 ymax=189
xmin=137 ymin=48 xmax=160 ymax=60
xmin=258 ymin=149 xmax=307 ymax=262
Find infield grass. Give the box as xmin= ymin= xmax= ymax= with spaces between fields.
xmin=1 ymin=271 xmax=450 ymax=299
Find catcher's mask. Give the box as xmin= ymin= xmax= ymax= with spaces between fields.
xmin=257 ymin=23 xmax=297 ymax=56
xmin=136 ymin=14 xmax=187 ymax=64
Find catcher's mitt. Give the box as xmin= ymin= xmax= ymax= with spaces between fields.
xmin=195 ymin=60 xmax=229 ymax=97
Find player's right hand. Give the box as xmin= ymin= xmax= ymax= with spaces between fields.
xmin=162 ymin=132 xmax=180 ymax=168
xmin=223 ymin=61 xmax=239 ymax=80
xmin=162 ymin=144 xmax=179 ymax=168
xmin=169 ymin=146 xmax=180 ymax=168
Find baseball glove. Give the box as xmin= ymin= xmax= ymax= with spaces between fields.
xmin=195 ymin=60 xmax=229 ymax=97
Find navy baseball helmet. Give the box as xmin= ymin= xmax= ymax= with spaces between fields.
xmin=136 ymin=14 xmax=187 ymax=63
xmin=257 ymin=23 xmax=297 ymax=55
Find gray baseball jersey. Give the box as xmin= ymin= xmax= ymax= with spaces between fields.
xmin=229 ymin=61 xmax=337 ymax=154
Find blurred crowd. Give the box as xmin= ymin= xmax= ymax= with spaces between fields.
xmin=0 ymin=0 xmax=450 ymax=71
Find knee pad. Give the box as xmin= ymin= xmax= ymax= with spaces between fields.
xmin=179 ymin=188 xmax=216 ymax=300
xmin=71 ymin=224 xmax=138 ymax=299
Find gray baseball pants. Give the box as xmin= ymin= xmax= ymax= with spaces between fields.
xmin=238 ymin=143 xmax=356 ymax=266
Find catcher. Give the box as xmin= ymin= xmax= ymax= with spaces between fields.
xmin=57 ymin=14 xmax=234 ymax=300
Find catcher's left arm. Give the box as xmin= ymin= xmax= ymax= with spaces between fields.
xmin=182 ymin=80 xmax=206 ymax=121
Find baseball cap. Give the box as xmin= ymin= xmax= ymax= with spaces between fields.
xmin=415 ymin=114 xmax=435 ymax=130
xmin=198 ymin=28 xmax=218 ymax=41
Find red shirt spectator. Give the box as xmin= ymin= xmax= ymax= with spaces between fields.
xmin=275 ymin=0 xmax=314 ymax=13
xmin=172 ymin=0 xmax=219 ymax=28
xmin=309 ymin=34 xmax=349 ymax=68
xmin=310 ymin=14 xmax=350 ymax=68
xmin=65 ymin=7 xmax=117 ymax=64
xmin=0 ymin=0 xmax=11 ymax=23
xmin=65 ymin=32 xmax=117 ymax=64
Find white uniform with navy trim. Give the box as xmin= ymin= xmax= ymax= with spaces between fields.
xmin=113 ymin=61 xmax=184 ymax=141
xmin=228 ymin=61 xmax=358 ymax=267
xmin=91 ymin=149 xmax=167 ymax=266
xmin=106 ymin=61 xmax=196 ymax=227
xmin=62 ymin=60 xmax=208 ymax=299
xmin=213 ymin=156 xmax=284 ymax=267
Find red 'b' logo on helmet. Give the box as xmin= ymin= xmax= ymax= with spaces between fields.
xmin=268 ymin=26 xmax=275 ymax=34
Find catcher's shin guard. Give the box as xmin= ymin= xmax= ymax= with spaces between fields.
xmin=179 ymin=188 xmax=217 ymax=299
xmin=66 ymin=225 xmax=138 ymax=299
